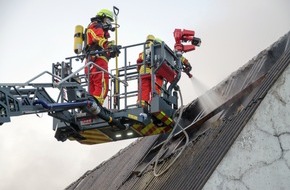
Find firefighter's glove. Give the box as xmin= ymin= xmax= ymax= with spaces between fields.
xmin=185 ymin=63 xmax=192 ymax=72
xmin=107 ymin=40 xmax=115 ymax=47
xmin=183 ymin=64 xmax=193 ymax=78
xmin=107 ymin=40 xmax=118 ymax=52
xmin=109 ymin=45 xmax=121 ymax=58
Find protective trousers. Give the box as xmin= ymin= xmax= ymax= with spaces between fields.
xmin=86 ymin=57 xmax=109 ymax=105
xmin=139 ymin=65 xmax=163 ymax=104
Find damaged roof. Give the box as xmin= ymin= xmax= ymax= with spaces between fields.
xmin=65 ymin=31 xmax=290 ymax=190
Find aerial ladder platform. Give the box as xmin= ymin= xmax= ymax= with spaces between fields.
xmin=0 ymin=29 xmax=201 ymax=145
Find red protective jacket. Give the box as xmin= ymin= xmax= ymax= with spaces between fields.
xmin=86 ymin=22 xmax=110 ymax=50
xmin=85 ymin=21 xmax=111 ymax=105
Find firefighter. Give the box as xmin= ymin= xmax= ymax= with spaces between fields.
xmin=136 ymin=35 xmax=163 ymax=107
xmin=137 ymin=35 xmax=193 ymax=107
xmin=84 ymin=9 xmax=119 ymax=105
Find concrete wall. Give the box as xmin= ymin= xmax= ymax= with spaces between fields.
xmin=203 ymin=64 xmax=290 ymax=190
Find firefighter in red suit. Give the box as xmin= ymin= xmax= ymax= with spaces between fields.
xmin=84 ymin=9 xmax=118 ymax=105
xmin=137 ymin=35 xmax=193 ymax=107
xmin=137 ymin=35 xmax=163 ymax=107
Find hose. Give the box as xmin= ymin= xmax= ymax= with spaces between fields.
xmin=153 ymin=89 xmax=190 ymax=177
xmin=33 ymin=99 xmax=92 ymax=110
xmin=34 ymin=99 xmax=126 ymax=130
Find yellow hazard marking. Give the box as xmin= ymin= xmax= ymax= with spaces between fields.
xmin=128 ymin=114 xmax=138 ymax=120
xmin=154 ymin=111 xmax=174 ymax=126
xmin=155 ymin=112 xmax=164 ymax=120
xmin=131 ymin=124 xmax=144 ymax=136
xmin=140 ymin=123 xmax=155 ymax=135
xmin=69 ymin=129 xmax=112 ymax=145
xmin=132 ymin=122 xmax=172 ymax=136
xmin=164 ymin=117 xmax=173 ymax=125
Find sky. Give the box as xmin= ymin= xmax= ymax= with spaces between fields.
xmin=0 ymin=0 xmax=289 ymax=189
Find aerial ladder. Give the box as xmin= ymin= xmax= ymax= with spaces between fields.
xmin=0 ymin=29 xmax=201 ymax=145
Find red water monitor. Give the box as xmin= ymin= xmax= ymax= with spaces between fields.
xmin=174 ymin=29 xmax=201 ymax=53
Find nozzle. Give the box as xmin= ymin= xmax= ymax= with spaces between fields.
xmin=184 ymin=70 xmax=192 ymax=78
xmin=192 ymin=37 xmax=201 ymax=47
